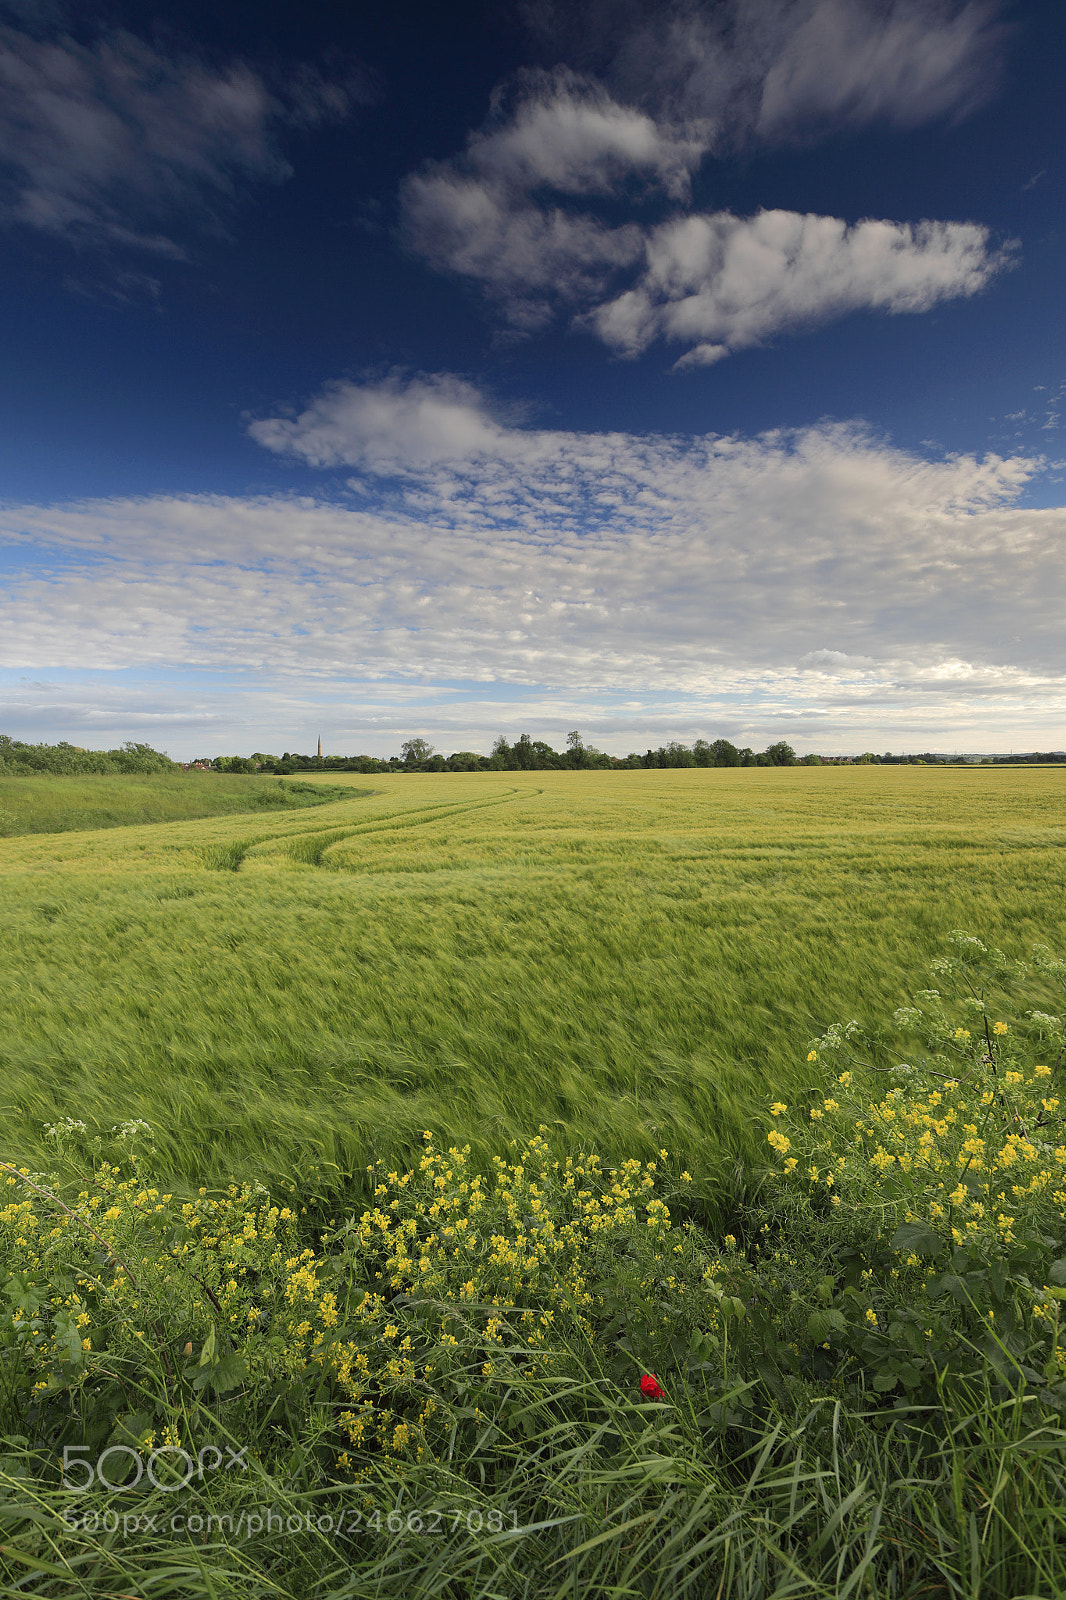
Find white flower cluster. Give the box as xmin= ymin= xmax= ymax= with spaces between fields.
xmin=43 ymin=1117 xmax=87 ymax=1139
xmin=808 ymin=1020 xmax=862 ymax=1055
xmin=112 ymin=1119 xmax=153 ymax=1141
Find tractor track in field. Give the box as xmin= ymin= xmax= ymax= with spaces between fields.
xmin=201 ymin=789 xmax=530 ymax=872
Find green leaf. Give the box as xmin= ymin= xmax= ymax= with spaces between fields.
xmin=807 ymin=1309 xmax=847 ymax=1343
xmin=192 ymin=1353 xmax=247 ymax=1395
xmin=1049 ymin=1259 xmax=1066 ymax=1287
xmin=891 ymin=1221 xmax=946 ymax=1260
xmin=108 ymin=1410 xmax=154 ymax=1449
xmin=2 ymin=1276 xmax=43 ymax=1318
xmin=930 ymin=1272 xmax=970 ymax=1304
xmin=51 ymin=1309 xmax=85 ymax=1367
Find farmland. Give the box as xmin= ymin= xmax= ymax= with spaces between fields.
xmin=3 ymin=765 xmax=1066 ymax=1599
xmin=1 ymin=765 xmax=1063 ymax=1199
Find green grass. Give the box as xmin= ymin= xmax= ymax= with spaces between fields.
xmin=0 ymin=772 xmax=363 ymax=838
xmin=1 ymin=767 xmax=1064 ymax=1214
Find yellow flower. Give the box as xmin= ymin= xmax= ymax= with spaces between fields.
xmin=992 ymin=1022 xmax=1008 ymax=1036
xmin=807 ymin=1051 xmax=818 ymax=1062
xmin=767 ymin=1130 xmax=791 ymax=1155
xmin=770 ymin=1102 xmax=788 ymax=1117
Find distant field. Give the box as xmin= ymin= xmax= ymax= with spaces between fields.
xmin=1 ymin=767 xmax=1064 ymax=1214
xmin=0 ymin=771 xmax=359 ymax=836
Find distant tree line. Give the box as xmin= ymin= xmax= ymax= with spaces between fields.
xmin=0 ymin=737 xmax=176 ymax=776
xmin=989 ymin=751 xmax=1066 ymax=765
xmin=196 ymin=733 xmax=810 ymax=774
xmin=192 ymin=738 xmax=1005 ymax=774
xmin=9 ymin=734 xmax=1057 ymax=780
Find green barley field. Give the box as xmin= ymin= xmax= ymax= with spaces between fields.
xmin=5 ymin=765 xmax=1066 ymax=1599
xmin=2 ymin=766 xmax=1064 ymax=1209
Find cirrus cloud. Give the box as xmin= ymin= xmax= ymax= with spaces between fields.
xmin=0 ymin=20 xmax=368 ymax=252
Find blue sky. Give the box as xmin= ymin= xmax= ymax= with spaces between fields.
xmin=1 ymin=0 xmax=1064 ymax=758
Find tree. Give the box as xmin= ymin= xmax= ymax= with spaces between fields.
xmin=764 ymin=741 xmax=797 ymax=766
xmin=662 ymin=740 xmax=695 ymax=768
xmin=711 ymin=739 xmax=741 ymax=767
xmin=566 ymin=730 xmax=585 ymax=768
xmin=489 ymin=736 xmax=511 ymax=770
xmin=400 ymin=738 xmax=434 ymax=767
xmin=532 ymin=740 xmax=561 ymax=768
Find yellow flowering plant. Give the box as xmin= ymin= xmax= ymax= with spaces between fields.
xmin=0 ymin=1122 xmax=702 ymax=1489
xmin=321 ymin=1130 xmax=693 ymax=1462
xmin=0 ymin=1121 xmax=306 ymax=1465
xmin=754 ymin=934 xmax=1066 ymax=1404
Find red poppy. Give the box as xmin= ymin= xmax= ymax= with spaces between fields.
xmin=640 ymin=1373 xmax=665 ymax=1400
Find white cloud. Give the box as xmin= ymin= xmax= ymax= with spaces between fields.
xmin=3 ymin=381 xmax=1064 ymax=757
xmin=0 ymin=22 xmax=364 ymax=250
xmin=247 ymin=374 xmax=518 ymax=471
xmin=405 ymin=177 xmax=643 ymax=330
xmin=400 ymin=22 xmax=1010 ymax=357
xmin=592 ymin=209 xmax=1008 ymax=360
xmin=454 ymin=67 xmax=706 ymax=197
xmin=400 ymin=72 xmax=673 ymax=327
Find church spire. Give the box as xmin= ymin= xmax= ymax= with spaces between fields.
xmin=317 ymin=736 xmax=322 ymax=758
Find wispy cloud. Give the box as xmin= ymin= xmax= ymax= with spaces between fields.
xmin=0 ymin=21 xmax=367 ymax=252
xmin=527 ymin=0 xmax=1008 ymax=145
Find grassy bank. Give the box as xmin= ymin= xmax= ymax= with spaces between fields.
xmin=0 ymin=773 xmax=364 ymax=838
